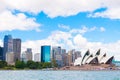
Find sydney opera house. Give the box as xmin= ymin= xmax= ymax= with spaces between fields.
xmin=74 ymin=49 xmax=114 ymax=66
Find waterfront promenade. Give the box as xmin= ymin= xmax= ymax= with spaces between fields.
xmin=57 ymin=64 xmax=118 ymax=70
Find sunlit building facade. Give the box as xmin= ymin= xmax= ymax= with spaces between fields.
xmin=34 ymin=53 xmax=40 ymax=62
xmin=6 ymin=52 xmax=15 ymax=65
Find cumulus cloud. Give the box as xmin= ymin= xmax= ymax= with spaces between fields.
xmin=89 ymin=0 xmax=120 ymax=19
xmin=73 ymin=34 xmax=87 ymax=47
xmin=22 ymin=28 xmax=120 ymax=61
xmin=0 ymin=11 xmax=41 ymax=31
xmin=3 ymin=0 xmax=103 ymax=18
xmin=0 ymin=0 xmax=119 ymax=19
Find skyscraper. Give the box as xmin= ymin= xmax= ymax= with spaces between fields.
xmin=66 ymin=49 xmax=75 ymax=66
xmin=41 ymin=45 xmax=51 ymax=62
xmin=52 ymin=46 xmax=61 ymax=60
xmin=61 ymin=49 xmax=67 ymax=66
xmin=21 ymin=48 xmax=33 ymax=62
xmin=3 ymin=35 xmax=13 ymax=60
xmin=52 ymin=46 xmax=64 ymax=67
xmin=0 ymin=47 xmax=3 ymax=60
xmin=13 ymin=39 xmax=21 ymax=61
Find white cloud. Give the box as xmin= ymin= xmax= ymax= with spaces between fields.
xmin=73 ymin=34 xmax=87 ymax=47
xmin=22 ymin=30 xmax=72 ymax=53
xmin=0 ymin=0 xmax=119 ymax=19
xmin=0 ymin=0 xmax=120 ymax=19
xmin=0 ymin=11 xmax=41 ymax=31
xmin=89 ymin=0 xmax=120 ymax=19
xmin=22 ymin=29 xmax=120 ymax=61
xmin=3 ymin=0 xmax=103 ymax=18
xmin=70 ymin=26 xmax=97 ymax=34
xmin=58 ymin=24 xmax=70 ymax=30
xmin=100 ymin=27 xmax=106 ymax=32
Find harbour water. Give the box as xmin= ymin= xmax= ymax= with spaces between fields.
xmin=0 ymin=70 xmax=120 ymax=80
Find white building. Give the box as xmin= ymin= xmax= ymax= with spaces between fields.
xmin=74 ymin=49 xmax=114 ymax=66
xmin=34 ymin=53 xmax=40 ymax=62
xmin=6 ymin=52 xmax=15 ymax=65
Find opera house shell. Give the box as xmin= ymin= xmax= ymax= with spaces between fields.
xmin=74 ymin=49 xmax=114 ymax=66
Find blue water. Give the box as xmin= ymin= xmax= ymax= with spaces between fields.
xmin=0 ymin=70 xmax=120 ymax=80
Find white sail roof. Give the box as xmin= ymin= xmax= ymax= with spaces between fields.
xmin=74 ymin=49 xmax=114 ymax=66
xmin=86 ymin=55 xmax=96 ymax=64
xmin=74 ymin=57 xmax=82 ymax=66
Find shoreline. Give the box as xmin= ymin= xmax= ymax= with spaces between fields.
xmin=56 ymin=64 xmax=120 ymax=71
xmin=0 ymin=64 xmax=120 ymax=71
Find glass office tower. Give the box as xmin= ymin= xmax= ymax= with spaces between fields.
xmin=41 ymin=45 xmax=51 ymax=62
xmin=3 ymin=35 xmax=13 ymax=60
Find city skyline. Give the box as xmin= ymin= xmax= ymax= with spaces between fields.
xmin=0 ymin=0 xmax=120 ymax=61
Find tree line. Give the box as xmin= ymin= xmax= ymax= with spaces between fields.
xmin=0 ymin=59 xmax=58 ymax=70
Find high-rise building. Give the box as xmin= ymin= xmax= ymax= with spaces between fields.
xmin=26 ymin=48 xmax=33 ymax=61
xmin=61 ymin=49 xmax=67 ymax=66
xmin=0 ymin=47 xmax=3 ymax=60
xmin=66 ymin=49 xmax=76 ymax=66
xmin=41 ymin=45 xmax=51 ymax=62
xmin=67 ymin=51 xmax=72 ymax=66
xmin=61 ymin=49 xmax=66 ymax=54
xmin=21 ymin=48 xmax=32 ymax=62
xmin=26 ymin=48 xmax=32 ymax=53
xmin=3 ymin=35 xmax=13 ymax=60
xmin=52 ymin=46 xmax=65 ymax=67
xmin=52 ymin=46 xmax=61 ymax=60
xmin=13 ymin=39 xmax=21 ymax=61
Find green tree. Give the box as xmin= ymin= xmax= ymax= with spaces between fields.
xmin=15 ymin=61 xmax=26 ymax=69
xmin=37 ymin=62 xmax=43 ymax=69
xmin=42 ymin=62 xmax=52 ymax=68
xmin=0 ymin=61 xmax=7 ymax=68
xmin=27 ymin=60 xmax=38 ymax=69
xmin=51 ymin=59 xmax=58 ymax=68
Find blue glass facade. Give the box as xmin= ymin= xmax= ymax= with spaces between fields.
xmin=41 ymin=46 xmax=51 ymax=62
xmin=3 ymin=35 xmax=13 ymax=60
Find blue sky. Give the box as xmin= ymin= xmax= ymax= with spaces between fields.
xmin=1 ymin=12 xmax=120 ymax=42
xmin=0 ymin=0 xmax=120 ymax=60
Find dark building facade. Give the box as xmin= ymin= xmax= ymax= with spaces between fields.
xmin=0 ymin=47 xmax=3 ymax=60
xmin=13 ymin=39 xmax=21 ymax=61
